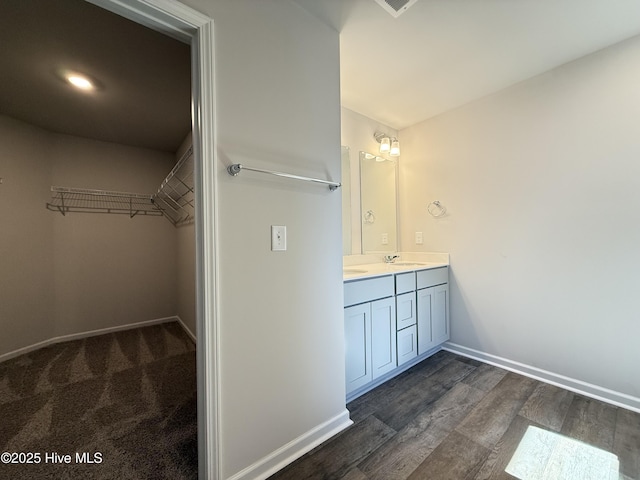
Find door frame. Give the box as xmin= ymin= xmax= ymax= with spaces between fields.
xmin=86 ymin=1 xmax=220 ymax=478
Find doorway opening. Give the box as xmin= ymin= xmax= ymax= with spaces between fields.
xmin=0 ymin=0 xmax=218 ymax=477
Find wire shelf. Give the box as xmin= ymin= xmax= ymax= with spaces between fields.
xmin=46 ymin=145 xmax=195 ymax=226
xmin=46 ymin=187 xmax=163 ymax=218
xmin=152 ymin=146 xmax=194 ymax=226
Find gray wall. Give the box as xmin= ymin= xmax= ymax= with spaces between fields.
xmin=399 ymin=34 xmax=640 ymax=401
xmin=181 ymin=1 xmax=347 ymax=478
xmin=0 ymin=114 xmax=179 ymax=354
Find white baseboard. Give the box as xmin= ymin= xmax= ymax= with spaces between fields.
xmin=444 ymin=342 xmax=640 ymax=414
xmin=0 ymin=316 xmax=190 ymax=363
xmin=227 ymin=410 xmax=353 ymax=480
xmin=175 ymin=315 xmax=196 ymax=343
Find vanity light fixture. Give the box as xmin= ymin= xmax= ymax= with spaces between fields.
xmin=374 ymin=131 xmax=400 ymax=157
xmin=390 ymin=138 xmax=400 ymax=157
xmin=380 ymin=136 xmax=391 ymax=153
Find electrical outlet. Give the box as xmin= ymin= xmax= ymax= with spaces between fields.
xmin=415 ymin=232 xmax=423 ymax=245
xmin=381 ymin=233 xmax=388 ymax=245
xmin=271 ymin=225 xmax=287 ymax=251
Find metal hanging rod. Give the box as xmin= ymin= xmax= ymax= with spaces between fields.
xmin=227 ymin=163 xmax=341 ymax=191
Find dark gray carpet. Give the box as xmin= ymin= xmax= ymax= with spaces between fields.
xmin=0 ymin=322 xmax=197 ymax=479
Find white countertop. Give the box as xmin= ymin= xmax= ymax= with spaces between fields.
xmin=343 ymin=261 xmax=448 ymax=281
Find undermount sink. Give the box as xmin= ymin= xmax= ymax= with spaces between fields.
xmin=390 ymin=262 xmax=426 ymax=267
xmin=343 ymin=268 xmax=368 ymax=275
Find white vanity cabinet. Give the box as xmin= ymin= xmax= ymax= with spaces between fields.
xmin=344 ymin=265 xmax=449 ymax=400
xmin=344 ymin=276 xmax=396 ymax=395
xmin=417 ymin=267 xmax=450 ymax=354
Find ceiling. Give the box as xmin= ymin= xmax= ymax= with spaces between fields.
xmin=0 ymin=0 xmax=191 ymax=152
xmin=295 ymin=0 xmax=640 ymax=130
xmin=4 ymin=1 xmax=640 ymax=148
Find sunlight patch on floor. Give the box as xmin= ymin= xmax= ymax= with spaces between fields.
xmin=506 ymin=426 xmax=620 ymax=480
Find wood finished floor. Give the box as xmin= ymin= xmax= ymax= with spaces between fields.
xmin=268 ymin=351 xmax=640 ymax=480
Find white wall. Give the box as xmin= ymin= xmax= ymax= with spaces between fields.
xmin=180 ymin=1 xmax=348 ymax=478
xmin=50 ymin=133 xmax=177 ymax=337
xmin=0 ymin=114 xmax=178 ymax=354
xmin=0 ymin=116 xmax=55 ymax=355
xmin=399 ymin=35 xmax=640 ymax=402
xmin=341 ymin=107 xmax=398 ymax=255
xmin=176 ymin=223 xmax=195 ymax=336
xmin=175 ymin=133 xmax=196 ymax=338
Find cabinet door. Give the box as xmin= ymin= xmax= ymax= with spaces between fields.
xmin=432 ymin=283 xmax=449 ymax=345
xmin=417 ymin=286 xmax=435 ymax=355
xmin=371 ymin=297 xmax=397 ymax=380
xmin=397 ymin=325 xmax=417 ymax=366
xmin=344 ymin=303 xmax=372 ymax=394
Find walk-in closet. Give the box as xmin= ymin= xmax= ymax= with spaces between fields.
xmin=0 ymin=1 xmax=198 ymax=478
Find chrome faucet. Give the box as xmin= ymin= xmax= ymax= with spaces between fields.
xmin=384 ymin=254 xmax=399 ymax=264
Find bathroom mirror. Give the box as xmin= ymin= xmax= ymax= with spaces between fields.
xmin=341 ymin=146 xmax=352 ymax=255
xmin=360 ymin=151 xmax=397 ymax=254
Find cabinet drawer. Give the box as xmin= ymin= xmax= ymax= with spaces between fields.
xmin=395 ymin=272 xmax=416 ymax=294
xmin=396 ymin=291 xmax=416 ymax=330
xmin=416 ymin=267 xmax=448 ymax=289
xmin=344 ymin=275 xmax=394 ymax=307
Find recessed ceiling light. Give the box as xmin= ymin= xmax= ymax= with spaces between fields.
xmin=66 ymin=73 xmax=95 ymax=91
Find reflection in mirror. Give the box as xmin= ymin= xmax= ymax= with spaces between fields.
xmin=360 ymin=151 xmax=397 ymax=254
xmin=341 ymin=146 xmax=351 ymax=255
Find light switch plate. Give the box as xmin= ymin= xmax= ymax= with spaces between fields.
xmin=271 ymin=225 xmax=287 ymax=251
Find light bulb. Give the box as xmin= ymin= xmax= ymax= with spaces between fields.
xmin=390 ymin=138 xmax=400 ymax=157
xmin=66 ymin=74 xmax=95 ymax=91
xmin=379 ymin=137 xmax=391 ymax=153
